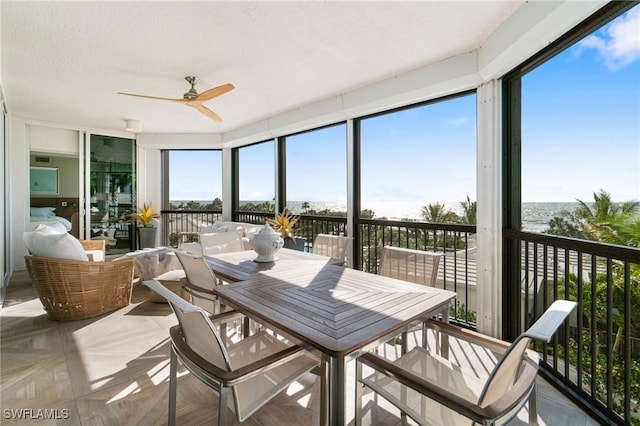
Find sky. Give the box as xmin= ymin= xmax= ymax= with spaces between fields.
xmin=521 ymin=6 xmax=640 ymax=202
xmin=170 ymin=6 xmax=639 ymax=208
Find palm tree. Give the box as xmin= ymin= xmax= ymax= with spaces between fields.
xmin=606 ymin=216 xmax=640 ymax=247
xmin=547 ymin=189 xmax=639 ymax=243
xmin=301 ymin=201 xmax=310 ymax=213
xmin=420 ymin=202 xmax=457 ymax=223
xmin=574 ymin=189 xmax=638 ymax=242
xmin=420 ymin=202 xmax=458 ymax=249
xmin=459 ymin=195 xmax=477 ymax=225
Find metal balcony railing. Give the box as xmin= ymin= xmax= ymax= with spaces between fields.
xmin=505 ymin=229 xmax=640 ymax=425
xmin=161 ymin=209 xmax=477 ymax=326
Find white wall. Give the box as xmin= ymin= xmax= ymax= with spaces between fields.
xmin=9 ymin=117 xmax=29 ymax=270
xmin=30 ymin=125 xmax=78 ymax=155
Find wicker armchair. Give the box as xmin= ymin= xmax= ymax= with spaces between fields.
xmin=24 ymin=240 xmax=135 ymax=321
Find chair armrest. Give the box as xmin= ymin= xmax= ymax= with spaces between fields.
xmin=80 ymin=239 xmax=106 ymax=252
xmin=424 ymin=319 xmax=511 ymax=354
xmin=358 ymin=351 xmax=537 ymax=423
xmin=169 ymin=326 xmax=310 ymax=385
xmin=178 ymin=232 xmax=199 ymax=245
xmin=208 ymin=310 xmax=245 ymax=324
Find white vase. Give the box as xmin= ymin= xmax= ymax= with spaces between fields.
xmin=249 ymin=224 xmax=284 ymax=262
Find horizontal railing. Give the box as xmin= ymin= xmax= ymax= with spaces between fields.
xmin=234 ymin=211 xmax=348 ymax=251
xmin=505 ymin=229 xmax=640 ymax=425
xmin=161 ymin=210 xmax=223 ymax=247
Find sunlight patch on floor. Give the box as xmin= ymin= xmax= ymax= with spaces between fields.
xmin=107 ymin=382 xmax=141 ymax=404
xmin=148 ymin=360 xmax=170 ymax=386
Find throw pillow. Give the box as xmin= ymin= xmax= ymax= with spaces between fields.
xmin=30 ymin=207 xmax=56 ymax=218
xmin=199 ymin=224 xmax=216 ymax=233
xmin=23 ymin=227 xmax=89 ymax=261
xmin=212 ymin=221 xmax=228 ymax=232
xmin=30 ymin=222 xmax=68 ymax=234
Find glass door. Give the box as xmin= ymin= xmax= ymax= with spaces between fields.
xmin=86 ymin=134 xmax=136 ymax=255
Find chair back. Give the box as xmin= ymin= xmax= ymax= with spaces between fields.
xmin=175 ymin=251 xmax=218 ymax=291
xmin=312 ymin=234 xmax=350 ymax=259
xmin=378 ymin=246 xmax=442 ymax=287
xmin=143 ymin=279 xmax=231 ymax=371
xmin=199 ymin=232 xmax=245 ymax=256
xmin=478 ymin=299 xmax=577 ymax=408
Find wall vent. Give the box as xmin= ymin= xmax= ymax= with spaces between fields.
xmin=35 ymin=156 xmax=50 ymax=162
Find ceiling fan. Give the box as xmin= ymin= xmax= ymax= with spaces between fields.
xmin=118 ymin=76 xmax=235 ymax=122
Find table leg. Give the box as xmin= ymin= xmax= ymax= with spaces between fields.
xmin=441 ymin=307 xmax=450 ymax=357
xmin=320 ymin=353 xmax=346 ymax=426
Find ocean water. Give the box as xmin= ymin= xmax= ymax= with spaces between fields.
xmin=281 ymin=200 xmax=579 ymax=233
xmin=521 ymin=202 xmax=580 ymax=233
xmin=175 ymin=199 xmax=580 ymax=233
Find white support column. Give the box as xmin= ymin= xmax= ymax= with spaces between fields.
xmin=476 ymin=80 xmax=503 ymax=338
xmin=136 ymin=147 xmax=162 ymax=211
xmin=221 ymin=147 xmax=233 ymax=221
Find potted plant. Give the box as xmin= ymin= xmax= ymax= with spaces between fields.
xmin=131 ymin=203 xmax=160 ymax=249
xmin=267 ymin=209 xmax=306 ymax=251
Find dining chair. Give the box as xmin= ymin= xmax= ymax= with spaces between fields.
xmin=174 ymin=250 xmax=223 ymax=314
xmin=378 ymin=245 xmax=442 ymax=287
xmin=143 ymin=279 xmax=318 ymax=426
xmin=312 ymin=233 xmax=350 ymax=261
xmin=355 ymin=299 xmax=577 ymax=426
xmin=199 ymin=231 xmax=245 ymax=256
xmin=378 ymin=246 xmax=443 ymax=350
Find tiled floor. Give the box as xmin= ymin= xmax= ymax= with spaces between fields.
xmin=1 ymin=270 xmax=600 ymax=425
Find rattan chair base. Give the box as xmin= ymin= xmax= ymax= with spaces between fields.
xmin=24 ymin=255 xmax=135 ymax=321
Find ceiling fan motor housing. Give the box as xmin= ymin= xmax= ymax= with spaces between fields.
xmin=183 ymin=76 xmax=200 ymax=99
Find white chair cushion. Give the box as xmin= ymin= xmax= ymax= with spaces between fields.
xmin=85 ymin=250 xmax=105 ymax=262
xmin=23 ymin=226 xmax=89 ymax=261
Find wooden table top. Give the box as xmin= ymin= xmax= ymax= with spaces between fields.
xmin=205 ymin=248 xmax=343 ymax=283
xmin=214 ymin=263 xmax=456 ymax=358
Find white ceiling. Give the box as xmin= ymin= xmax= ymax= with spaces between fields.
xmin=1 ymin=1 xmax=529 ymax=136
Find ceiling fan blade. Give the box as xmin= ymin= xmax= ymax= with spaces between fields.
xmin=195 ymin=105 xmax=223 ymax=122
xmin=194 ymin=83 xmax=235 ymax=102
xmin=117 ymin=92 xmax=189 ymax=104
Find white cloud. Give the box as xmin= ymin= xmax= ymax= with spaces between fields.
xmin=577 ymin=7 xmax=640 ymax=71
xmin=447 ymin=116 xmax=468 ymax=127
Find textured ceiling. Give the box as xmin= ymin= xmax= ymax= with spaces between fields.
xmin=1 ymin=1 xmax=522 ymax=134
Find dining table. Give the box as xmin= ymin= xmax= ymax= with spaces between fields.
xmin=212 ymin=258 xmax=456 ymax=426
xmin=204 ymin=247 xmax=344 ymax=283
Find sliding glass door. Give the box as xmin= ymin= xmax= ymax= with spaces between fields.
xmin=86 ymin=134 xmax=136 ymax=255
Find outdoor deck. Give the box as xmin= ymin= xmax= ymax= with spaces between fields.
xmin=1 ymin=270 xmax=599 ymax=425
